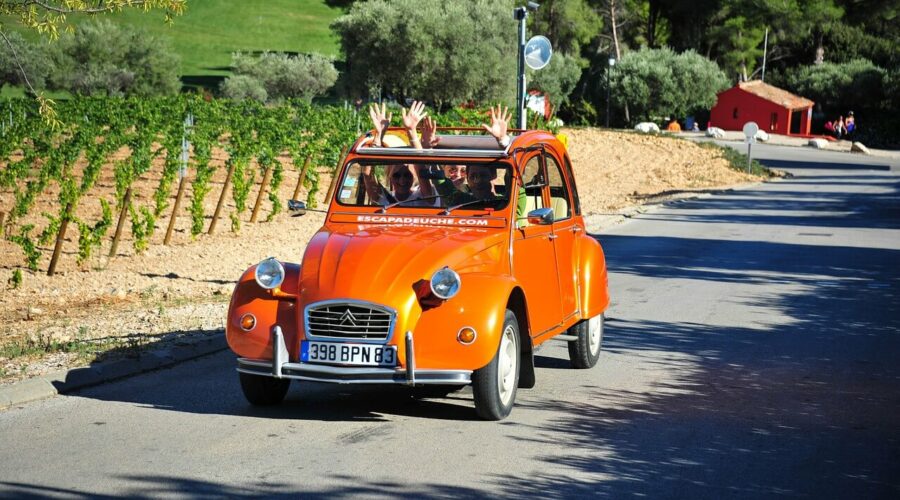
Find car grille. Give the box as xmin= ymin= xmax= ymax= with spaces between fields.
xmin=305 ymin=302 xmax=394 ymax=341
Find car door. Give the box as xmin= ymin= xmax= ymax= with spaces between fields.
xmin=512 ymin=152 xmax=564 ymax=337
xmin=545 ymin=151 xmax=579 ymax=322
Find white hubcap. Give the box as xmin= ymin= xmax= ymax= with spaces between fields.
xmin=588 ymin=315 xmax=602 ymax=354
xmin=497 ymin=325 xmax=517 ymax=405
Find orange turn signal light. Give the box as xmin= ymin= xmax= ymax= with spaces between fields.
xmin=240 ymin=314 xmax=256 ymax=331
xmin=457 ymin=327 xmax=477 ymax=345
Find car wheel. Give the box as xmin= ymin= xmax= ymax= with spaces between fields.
xmin=567 ymin=313 xmax=603 ymax=369
xmin=472 ymin=310 xmax=520 ymax=420
xmin=239 ymin=372 xmax=290 ymax=406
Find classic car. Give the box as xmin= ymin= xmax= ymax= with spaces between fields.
xmin=226 ymin=127 xmax=609 ymax=420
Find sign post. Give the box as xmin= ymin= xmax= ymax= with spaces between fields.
xmin=742 ymin=121 xmax=759 ymax=173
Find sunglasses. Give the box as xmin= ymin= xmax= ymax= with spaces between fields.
xmin=391 ymin=171 xmax=413 ymax=179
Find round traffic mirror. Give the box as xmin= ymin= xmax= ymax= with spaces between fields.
xmin=742 ymin=121 xmax=759 ymax=139
xmin=524 ymin=35 xmax=552 ymax=70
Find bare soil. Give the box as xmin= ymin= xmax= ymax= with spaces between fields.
xmin=0 ymin=128 xmax=761 ymax=384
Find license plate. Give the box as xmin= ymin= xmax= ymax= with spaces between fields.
xmin=300 ymin=341 xmax=397 ymax=367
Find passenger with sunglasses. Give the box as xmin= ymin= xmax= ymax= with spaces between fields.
xmin=361 ymin=101 xmax=439 ymax=207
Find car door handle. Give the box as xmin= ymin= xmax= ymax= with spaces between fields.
xmin=572 ymin=226 xmax=583 ymax=233
xmin=548 ymin=233 xmax=558 ymax=240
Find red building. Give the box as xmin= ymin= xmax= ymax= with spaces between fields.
xmin=710 ymin=81 xmax=814 ymax=136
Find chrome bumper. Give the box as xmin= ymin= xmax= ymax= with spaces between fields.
xmin=236 ymin=326 xmax=471 ymax=386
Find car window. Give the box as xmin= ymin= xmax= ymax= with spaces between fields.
xmin=336 ymin=161 xmax=513 ymax=211
xmin=545 ymin=154 xmax=571 ymax=221
xmin=564 ymin=155 xmax=581 ymax=216
xmin=518 ymin=154 xmax=545 ymax=228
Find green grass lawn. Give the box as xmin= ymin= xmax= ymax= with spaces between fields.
xmin=2 ymin=0 xmax=344 ymax=79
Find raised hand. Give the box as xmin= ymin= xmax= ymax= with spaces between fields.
xmin=368 ymin=103 xmax=392 ymax=146
xmin=481 ymin=104 xmax=511 ymax=142
xmin=402 ymin=100 xmax=427 ymax=147
xmin=402 ymin=100 xmax=427 ymax=132
xmin=421 ymin=116 xmax=441 ymax=149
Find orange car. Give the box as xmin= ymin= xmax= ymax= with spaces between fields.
xmin=226 ymin=127 xmax=610 ymax=420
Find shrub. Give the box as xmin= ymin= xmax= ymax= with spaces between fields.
xmin=220 ymin=74 xmax=268 ymax=102
xmin=48 ymin=19 xmax=181 ymax=96
xmin=222 ymin=51 xmax=337 ymax=103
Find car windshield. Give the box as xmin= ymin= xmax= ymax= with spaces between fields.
xmin=335 ymin=161 xmax=513 ymax=211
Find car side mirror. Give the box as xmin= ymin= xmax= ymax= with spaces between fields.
xmin=527 ymin=207 xmax=554 ymax=225
xmin=288 ymin=199 xmax=307 ymax=216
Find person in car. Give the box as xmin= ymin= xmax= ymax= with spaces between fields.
xmin=362 ymin=101 xmax=438 ymax=206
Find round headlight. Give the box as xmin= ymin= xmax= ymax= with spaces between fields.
xmin=430 ymin=267 xmax=461 ymax=300
xmin=254 ymin=257 xmax=285 ymax=290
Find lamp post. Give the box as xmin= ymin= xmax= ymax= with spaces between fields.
xmin=605 ymin=55 xmax=616 ymax=128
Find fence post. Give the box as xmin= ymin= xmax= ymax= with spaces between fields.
xmin=250 ymin=165 xmax=273 ymax=223
xmin=109 ymin=187 xmax=132 ymax=258
xmin=209 ymin=161 xmax=236 ymax=235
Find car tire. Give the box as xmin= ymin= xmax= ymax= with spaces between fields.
xmin=472 ymin=310 xmax=520 ymax=420
xmin=567 ymin=313 xmax=604 ymax=369
xmin=239 ymin=372 xmax=290 ymax=406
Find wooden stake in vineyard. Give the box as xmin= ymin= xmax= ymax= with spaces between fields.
xmin=47 ymin=204 xmax=72 ymax=276
xmin=250 ymin=164 xmax=274 ymax=223
xmin=165 ymin=127 xmax=192 ymax=245
xmin=109 ymin=187 xmax=133 ymax=258
xmin=209 ymin=161 xmax=236 ymax=235
xmin=164 ymin=174 xmax=188 ymax=245
xmin=291 ymin=156 xmax=312 ymax=201
xmin=323 ymin=146 xmax=349 ymax=204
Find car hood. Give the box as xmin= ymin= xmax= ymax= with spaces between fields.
xmin=298 ymin=223 xmax=507 ymax=305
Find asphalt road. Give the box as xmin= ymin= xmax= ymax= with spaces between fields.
xmin=1 ymin=147 xmax=898 ymax=499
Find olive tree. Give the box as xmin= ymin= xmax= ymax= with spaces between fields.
xmin=0 ymin=0 xmax=185 ymax=121
xmin=222 ymin=51 xmax=338 ymax=102
xmin=527 ymin=51 xmax=582 ymax=109
xmin=331 ymin=0 xmax=516 ymax=108
xmin=48 ymin=19 xmax=181 ymax=96
xmin=609 ymin=47 xmax=729 ymax=123
xmin=0 ymin=32 xmax=51 ymax=91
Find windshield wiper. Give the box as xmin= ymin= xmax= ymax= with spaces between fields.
xmin=379 ymin=194 xmax=444 ymax=212
xmin=440 ymin=198 xmax=499 ymax=215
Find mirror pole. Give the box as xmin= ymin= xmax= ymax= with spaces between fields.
xmin=515 ymin=8 xmax=527 ymax=130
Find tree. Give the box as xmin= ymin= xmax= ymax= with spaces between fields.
xmin=0 ymin=31 xmax=51 ymax=91
xmin=529 ymin=0 xmax=602 ymax=54
xmin=222 ymin=52 xmax=338 ymax=103
xmin=331 ymin=0 xmax=516 ymax=108
xmin=0 ymin=0 xmax=185 ymax=122
xmin=608 ymin=47 xmax=728 ymax=123
xmin=528 ymin=51 xmax=582 ymax=109
xmin=47 ymin=19 xmax=181 ymax=96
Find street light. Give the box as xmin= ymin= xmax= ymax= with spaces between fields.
xmin=606 ymin=55 xmax=616 ymax=128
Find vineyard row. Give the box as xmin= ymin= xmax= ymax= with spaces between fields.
xmin=0 ymin=97 xmax=507 ymax=279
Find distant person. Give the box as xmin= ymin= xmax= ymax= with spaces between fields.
xmin=691 ymin=122 xmax=700 ymax=132
xmin=834 ymin=116 xmax=846 ymax=140
xmin=845 ymin=111 xmax=856 ymax=143
xmin=666 ymin=118 xmax=681 ymax=132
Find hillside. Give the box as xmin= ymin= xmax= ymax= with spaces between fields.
xmin=1 ymin=0 xmax=343 ymax=79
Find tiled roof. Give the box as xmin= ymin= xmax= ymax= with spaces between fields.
xmin=737 ymin=80 xmax=814 ymax=109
